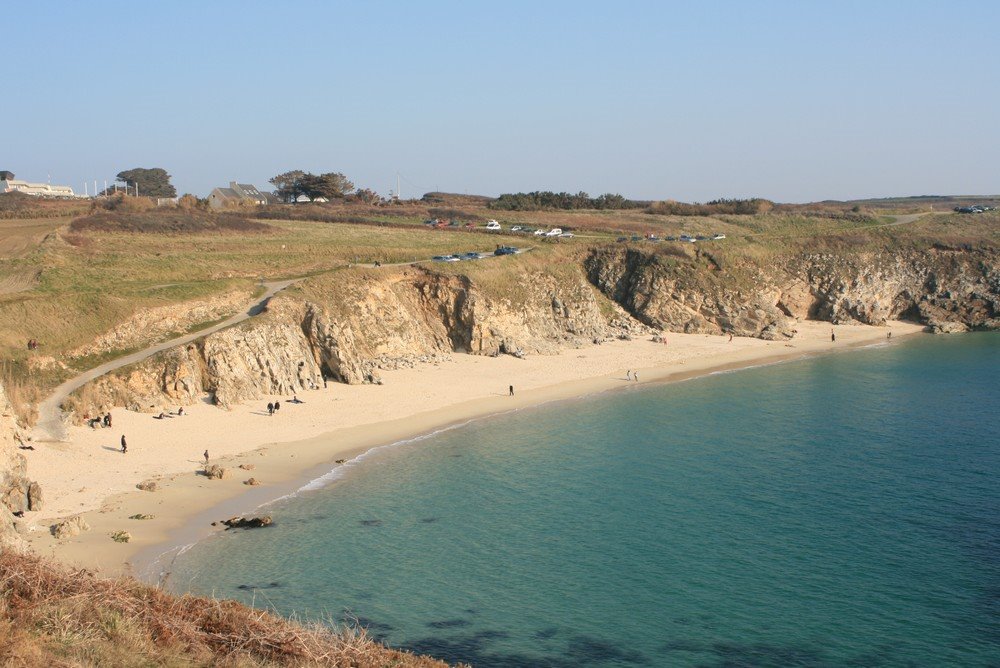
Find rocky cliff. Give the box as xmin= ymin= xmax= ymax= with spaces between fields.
xmin=65 ymin=245 xmax=998 ymax=419
xmin=0 ymin=383 xmax=38 ymax=552
xmin=68 ymin=265 xmax=646 ymax=417
xmin=585 ymin=245 xmax=1000 ymax=337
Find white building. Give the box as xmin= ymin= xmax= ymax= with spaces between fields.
xmin=0 ymin=179 xmax=79 ymax=198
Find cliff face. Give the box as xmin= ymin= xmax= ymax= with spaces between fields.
xmin=0 ymin=383 xmax=37 ymax=552
xmin=67 ymin=245 xmax=998 ymax=418
xmin=70 ymin=266 xmax=644 ymax=416
xmin=585 ymin=246 xmax=1000 ymax=337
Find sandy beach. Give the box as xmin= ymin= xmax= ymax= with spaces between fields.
xmin=21 ymin=320 xmax=924 ymax=579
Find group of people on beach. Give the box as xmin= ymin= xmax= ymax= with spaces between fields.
xmin=626 ymin=370 xmax=640 ymax=382
xmin=88 ymin=413 xmax=113 ymax=429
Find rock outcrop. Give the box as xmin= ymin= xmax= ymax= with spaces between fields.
xmin=222 ymin=515 xmax=272 ymax=529
xmin=70 ymin=265 xmax=642 ymax=416
xmin=65 ymin=246 xmax=998 ymax=420
xmin=585 ymin=246 xmax=999 ymax=337
xmin=0 ymin=382 xmax=39 ymax=552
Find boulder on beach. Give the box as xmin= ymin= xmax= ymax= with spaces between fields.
xmin=27 ymin=482 xmax=43 ymax=511
xmin=51 ymin=516 xmax=90 ymax=539
xmin=203 ymin=465 xmax=226 ymax=480
xmin=110 ymin=530 xmax=131 ymax=543
xmin=243 ymin=478 xmax=260 ymax=486
xmin=238 ymin=463 xmax=256 ymax=471
xmin=136 ymin=480 xmax=158 ymax=492
xmin=222 ymin=515 xmax=272 ymax=530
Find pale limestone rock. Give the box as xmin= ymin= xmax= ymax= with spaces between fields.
xmin=52 ymin=515 xmax=90 ymax=539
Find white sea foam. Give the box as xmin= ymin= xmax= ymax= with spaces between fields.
xmin=266 ymin=418 xmax=484 ymax=504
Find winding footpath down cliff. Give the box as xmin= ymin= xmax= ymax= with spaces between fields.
xmin=33 ymin=280 xmax=298 ymax=442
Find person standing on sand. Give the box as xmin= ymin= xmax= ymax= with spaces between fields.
xmin=267 ymin=402 xmax=274 ymax=416
xmin=509 ymin=385 xmax=514 ymax=396
xmin=728 ymin=333 xmax=733 ymax=343
xmin=634 ymin=372 xmax=639 ymax=382
xmin=120 ymin=435 xmax=127 ymax=454
xmin=887 ymin=331 xmax=892 ymax=340
xmin=204 ymin=450 xmax=209 ymax=466
xmin=626 ymin=370 xmax=632 ymax=381
xmin=831 ymin=329 xmax=836 ymax=342
xmin=274 ymin=400 xmax=281 ymax=413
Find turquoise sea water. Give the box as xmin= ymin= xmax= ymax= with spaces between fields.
xmin=168 ymin=334 xmax=1000 ymax=667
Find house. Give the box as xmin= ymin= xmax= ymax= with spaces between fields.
xmin=208 ymin=181 xmax=279 ymax=209
xmin=0 ymin=178 xmax=79 ymax=198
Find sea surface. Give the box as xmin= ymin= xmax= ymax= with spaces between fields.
xmin=168 ymin=333 xmax=1000 ymax=667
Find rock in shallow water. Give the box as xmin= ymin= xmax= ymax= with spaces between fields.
xmin=222 ymin=515 xmax=272 ymax=529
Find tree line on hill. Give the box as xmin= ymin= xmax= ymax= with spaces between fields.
xmin=488 ymin=191 xmax=644 ymax=211
xmin=646 ymin=198 xmax=775 ymax=216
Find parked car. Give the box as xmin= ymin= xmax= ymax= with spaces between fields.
xmin=432 ymin=255 xmax=449 ymax=261
xmin=559 ymin=232 xmax=574 ymax=238
xmin=631 ymin=235 xmax=642 ymax=242
xmin=545 ymin=228 xmax=563 ymax=237
xmin=486 ymin=220 xmax=501 ymax=231
xmin=617 ymin=236 xmax=628 ymax=242
xmin=665 ymin=236 xmax=677 ymax=241
xmin=680 ymin=235 xmax=696 ymax=243
xmin=511 ymin=226 xmax=523 ymax=232
xmin=533 ymin=229 xmax=546 ymax=236
xmin=494 ymin=246 xmax=517 ymax=256
xmin=462 ymin=252 xmax=481 ymax=260
xmin=712 ymin=233 xmax=726 ymax=240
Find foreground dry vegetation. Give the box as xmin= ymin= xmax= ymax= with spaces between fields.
xmin=0 ymin=551 xmax=454 ymax=667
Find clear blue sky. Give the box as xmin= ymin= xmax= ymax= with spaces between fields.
xmin=5 ymin=1 xmax=999 ymax=202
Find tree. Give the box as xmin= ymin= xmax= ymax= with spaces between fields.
xmin=116 ymin=168 xmax=176 ymax=197
xmin=0 ymin=171 xmax=14 ymax=181
xmin=300 ymin=172 xmax=354 ymax=200
xmin=269 ymin=170 xmax=306 ymax=202
xmin=269 ymin=170 xmax=354 ymax=201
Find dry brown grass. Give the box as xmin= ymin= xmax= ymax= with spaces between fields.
xmin=0 ymin=551 xmax=456 ymax=667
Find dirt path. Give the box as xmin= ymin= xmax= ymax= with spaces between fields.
xmin=32 ymin=279 xmax=298 ymax=442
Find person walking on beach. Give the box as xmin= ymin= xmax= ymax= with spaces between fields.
xmin=267 ymin=402 xmax=274 ymax=416
xmin=626 ymin=370 xmax=632 ymax=381
xmin=887 ymin=331 xmax=892 ymax=340
xmin=728 ymin=333 xmax=733 ymax=343
xmin=509 ymin=385 xmax=514 ymax=396
xmin=204 ymin=450 xmax=209 ymax=466
xmin=274 ymin=400 xmax=281 ymax=413
xmin=120 ymin=435 xmax=127 ymax=454
xmin=634 ymin=372 xmax=639 ymax=383
xmin=831 ymin=329 xmax=836 ymax=342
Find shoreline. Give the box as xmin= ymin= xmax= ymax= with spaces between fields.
xmin=22 ymin=320 xmax=925 ymax=580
